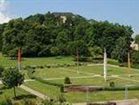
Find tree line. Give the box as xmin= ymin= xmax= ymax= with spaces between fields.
xmin=0 ymin=12 xmax=133 ymax=63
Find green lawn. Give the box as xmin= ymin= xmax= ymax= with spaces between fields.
xmin=24 ymin=81 xmax=61 ymax=99
xmin=1 ymin=55 xmax=139 ymax=103
xmin=65 ymin=90 xmax=139 ymax=103
xmin=24 ymin=81 xmax=139 ymax=103
xmin=0 ymin=85 xmax=36 ymax=103
xmin=33 ymin=65 xmax=139 ymax=79
xmin=44 ymin=76 xmax=139 ymax=87
xmin=24 ymin=64 xmax=139 ymax=102
xmin=0 ymin=56 xmax=75 ymax=67
xmin=33 ymin=67 xmax=87 ymax=79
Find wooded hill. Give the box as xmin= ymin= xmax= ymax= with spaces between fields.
xmin=0 ymin=12 xmax=133 ymax=63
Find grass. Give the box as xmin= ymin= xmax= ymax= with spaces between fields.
xmin=24 ymin=64 xmax=139 ymax=102
xmin=33 ymin=67 xmax=87 ymax=79
xmin=24 ymin=80 xmax=139 ymax=103
xmin=65 ymin=90 xmax=139 ymax=103
xmin=24 ymin=81 xmax=61 ymax=99
xmin=0 ymin=85 xmax=36 ymax=103
xmin=1 ymin=55 xmax=139 ymax=103
xmin=0 ymin=55 xmax=75 ymax=67
xmin=44 ymin=75 xmax=139 ymax=87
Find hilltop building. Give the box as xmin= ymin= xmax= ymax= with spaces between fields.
xmin=130 ymin=41 xmax=139 ymax=51
xmin=52 ymin=12 xmax=74 ymax=23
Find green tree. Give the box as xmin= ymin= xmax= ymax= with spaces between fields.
xmin=2 ymin=68 xmax=24 ymax=98
xmin=131 ymin=51 xmax=139 ymax=64
xmin=1 ymin=12 xmax=133 ymax=62
xmin=112 ymin=37 xmax=129 ymax=63
xmin=88 ymin=46 xmax=103 ymax=58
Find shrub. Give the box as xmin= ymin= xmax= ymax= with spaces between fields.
xmin=107 ymin=59 xmax=119 ymax=66
xmin=36 ymin=65 xmax=44 ymax=69
xmin=0 ymin=66 xmax=4 ymax=77
xmin=60 ymin=86 xmax=64 ymax=93
xmin=22 ymin=99 xmax=37 ymax=105
xmin=0 ymin=98 xmax=13 ymax=105
xmin=42 ymin=99 xmax=55 ymax=105
xmin=57 ymin=94 xmax=66 ymax=103
xmin=64 ymin=77 xmax=71 ymax=84
xmin=109 ymin=82 xmax=115 ymax=87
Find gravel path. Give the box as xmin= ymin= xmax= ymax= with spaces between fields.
xmin=20 ymin=85 xmax=49 ymax=100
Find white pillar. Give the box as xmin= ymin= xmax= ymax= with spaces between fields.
xmin=104 ymin=48 xmax=107 ymax=81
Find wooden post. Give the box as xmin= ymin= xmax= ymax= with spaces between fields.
xmin=128 ymin=52 xmax=131 ymax=75
xmin=18 ymin=48 xmax=21 ymax=71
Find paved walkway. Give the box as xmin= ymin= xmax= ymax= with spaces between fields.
xmin=20 ymin=85 xmax=49 ymax=100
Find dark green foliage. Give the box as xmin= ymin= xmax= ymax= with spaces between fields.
xmin=22 ymin=99 xmax=37 ymax=105
xmin=42 ymin=99 xmax=55 ymax=105
xmin=57 ymin=94 xmax=66 ymax=103
xmin=103 ymin=86 xmax=139 ymax=91
xmin=135 ymin=34 xmax=139 ymax=45
xmin=0 ymin=98 xmax=12 ymax=105
xmin=0 ymin=12 xmax=133 ymax=63
xmin=2 ymin=68 xmax=24 ymax=98
xmin=111 ymin=37 xmax=130 ymax=63
xmin=131 ymin=51 xmax=139 ymax=64
xmin=60 ymin=85 xmax=65 ymax=93
xmin=109 ymin=82 xmax=115 ymax=87
xmin=64 ymin=77 xmax=71 ymax=84
xmin=0 ymin=66 xmax=4 ymax=77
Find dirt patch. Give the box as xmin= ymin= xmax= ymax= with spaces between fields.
xmin=64 ymin=85 xmax=103 ymax=92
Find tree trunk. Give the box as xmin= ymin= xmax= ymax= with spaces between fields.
xmin=13 ymin=86 xmax=16 ymax=98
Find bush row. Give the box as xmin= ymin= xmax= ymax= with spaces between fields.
xmin=103 ymin=86 xmax=139 ymax=91
xmin=21 ymin=63 xmax=87 ymax=70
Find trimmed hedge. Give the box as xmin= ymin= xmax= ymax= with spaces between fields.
xmin=103 ymin=86 xmax=139 ymax=91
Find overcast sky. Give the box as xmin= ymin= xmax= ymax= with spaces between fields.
xmin=0 ymin=0 xmax=139 ymax=35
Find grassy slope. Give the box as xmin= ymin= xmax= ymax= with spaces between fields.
xmin=1 ymin=55 xmax=139 ymax=102
xmin=31 ymin=64 xmax=139 ymax=88
xmin=24 ymin=65 xmax=139 ymax=102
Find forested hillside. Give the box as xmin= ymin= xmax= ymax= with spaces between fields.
xmin=0 ymin=12 xmax=133 ymax=63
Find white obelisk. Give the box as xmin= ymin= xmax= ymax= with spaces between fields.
xmin=104 ymin=48 xmax=107 ymax=81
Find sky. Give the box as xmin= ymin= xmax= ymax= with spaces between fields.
xmin=0 ymin=0 xmax=139 ymax=35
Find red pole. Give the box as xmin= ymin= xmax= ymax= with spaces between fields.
xmin=18 ymin=48 xmax=21 ymax=71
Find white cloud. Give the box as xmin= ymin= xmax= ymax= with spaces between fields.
xmin=0 ymin=0 xmax=11 ymax=24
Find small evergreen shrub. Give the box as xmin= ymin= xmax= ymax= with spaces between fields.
xmin=60 ymin=85 xmax=64 ymax=93
xmin=64 ymin=77 xmax=71 ymax=84
xmin=109 ymin=82 xmax=115 ymax=87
